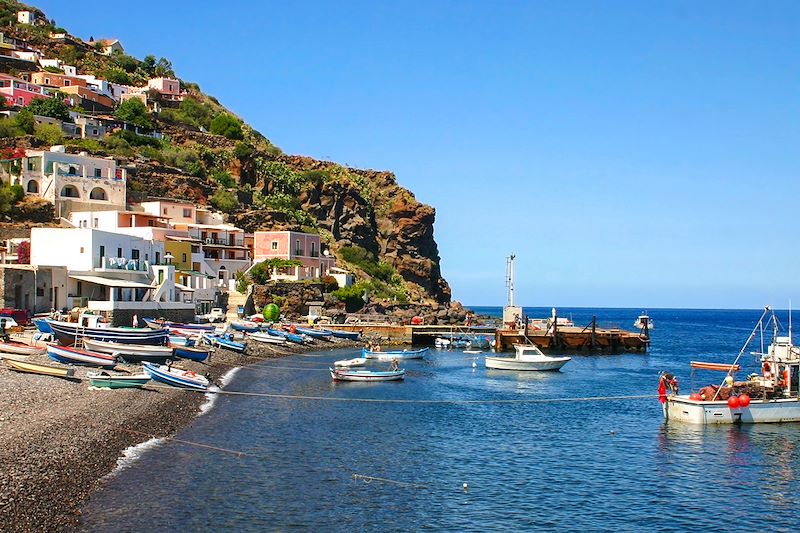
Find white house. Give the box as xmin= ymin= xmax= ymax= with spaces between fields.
xmin=16 ymin=11 xmax=36 ymax=25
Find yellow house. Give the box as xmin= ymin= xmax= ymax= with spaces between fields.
xmin=165 ymin=240 xmax=192 ymax=271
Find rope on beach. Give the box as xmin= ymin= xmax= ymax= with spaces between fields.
xmin=119 ymin=428 xmax=252 ymax=457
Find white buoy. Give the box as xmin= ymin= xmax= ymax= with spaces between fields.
xmin=472 ymin=361 xmax=477 ymax=368
xmin=463 ymin=482 xmax=469 ymax=492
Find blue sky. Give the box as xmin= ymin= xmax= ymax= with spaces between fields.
xmin=35 ymin=1 xmax=800 ymax=308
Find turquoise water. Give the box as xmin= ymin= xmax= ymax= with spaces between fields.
xmin=79 ymin=308 xmax=800 ymax=531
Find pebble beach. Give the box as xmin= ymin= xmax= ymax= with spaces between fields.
xmin=0 ymin=334 xmax=363 ymax=533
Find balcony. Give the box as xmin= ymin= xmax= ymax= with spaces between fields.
xmin=202 ymin=237 xmax=245 ymax=246
xmin=294 ymin=248 xmax=304 ymax=256
xmin=96 ymin=257 xmax=150 ymax=271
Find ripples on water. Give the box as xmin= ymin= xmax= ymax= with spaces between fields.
xmin=80 ymin=308 xmax=800 ymax=532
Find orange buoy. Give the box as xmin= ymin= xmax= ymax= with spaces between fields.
xmin=727 ymin=396 xmax=740 ymax=409
xmin=739 ymin=394 xmax=751 ymax=407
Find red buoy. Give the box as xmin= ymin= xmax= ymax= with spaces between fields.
xmin=727 ymin=396 xmax=740 ymax=409
xmin=738 ymin=394 xmax=751 ymax=407
xmin=689 ymin=393 xmax=701 ymax=401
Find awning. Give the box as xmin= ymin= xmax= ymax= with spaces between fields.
xmin=177 ymin=269 xmax=215 ymax=279
xmin=69 ymin=275 xmax=154 ymax=289
xmin=175 ymin=282 xmax=195 ymax=292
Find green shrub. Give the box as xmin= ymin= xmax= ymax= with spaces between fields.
xmin=14 ymin=109 xmax=34 ymax=135
xmin=114 ymin=98 xmax=152 ymax=129
xmin=233 ymin=141 xmax=254 ymax=159
xmin=9 ymin=184 xmax=23 ymax=202
xmin=26 ymin=96 xmax=71 ymax=121
xmin=332 ymin=283 xmax=366 ymax=312
xmin=33 ymin=123 xmax=64 ymax=145
xmin=211 ymin=170 xmax=235 ymax=188
xmin=210 ymin=188 xmax=238 ymax=212
xmin=339 ymin=245 xmax=395 ymax=283
xmin=235 ymin=271 xmax=249 ymax=293
xmin=0 ymin=117 xmax=22 ymax=138
xmin=209 ymin=113 xmax=243 ymax=140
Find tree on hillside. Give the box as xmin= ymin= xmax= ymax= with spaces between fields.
xmin=154 ymin=57 xmax=174 ymax=77
xmin=26 ymin=95 xmax=71 ymax=122
xmin=14 ymin=109 xmax=34 ymax=135
xmin=210 ymin=188 xmax=238 ymax=213
xmin=114 ymin=98 xmax=152 ymax=129
xmin=209 ymin=113 xmax=243 ymax=140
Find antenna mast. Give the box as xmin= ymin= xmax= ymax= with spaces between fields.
xmin=506 ymin=254 xmax=515 ymax=307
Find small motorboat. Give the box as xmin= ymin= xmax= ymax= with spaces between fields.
xmin=172 ymin=345 xmax=211 ymax=362
xmin=168 ymin=335 xmax=196 ymax=347
xmin=323 ymin=329 xmax=361 ymax=341
xmin=143 ymin=362 xmax=210 ymax=391
xmin=202 ymin=333 xmax=246 ymax=353
xmin=292 ymin=326 xmax=332 ymax=340
xmin=266 ymin=328 xmax=305 ymax=344
xmin=485 ymin=344 xmax=571 ymax=371
xmin=143 ymin=318 xmax=216 ymax=332
xmin=247 ymin=332 xmax=287 ymax=345
xmin=5 ymin=358 xmax=76 ymax=379
xmin=434 ymin=338 xmax=451 ymax=349
xmin=334 ymin=357 xmax=367 ymax=368
xmin=0 ymin=340 xmax=45 ymax=356
xmin=46 ymin=344 xmax=117 ymax=368
xmin=362 ymin=347 xmax=428 ymax=360
xmin=83 ymin=338 xmax=174 ymax=360
xmin=230 ymin=321 xmax=262 ymax=333
xmin=330 ymin=367 xmax=405 ymax=382
xmin=634 ymin=312 xmax=654 ymax=331
xmin=87 ymin=371 xmax=151 ymax=389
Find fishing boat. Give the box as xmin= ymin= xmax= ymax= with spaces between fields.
xmin=434 ymin=338 xmax=450 ymax=348
xmin=292 ymin=326 xmax=332 ymax=340
xmin=32 ymin=317 xmax=54 ymax=334
xmin=634 ymin=312 xmax=654 ymax=331
xmin=330 ymin=367 xmax=405 ymax=382
xmin=334 ymin=357 xmax=367 ymax=368
xmin=5 ymin=358 xmax=76 ymax=379
xmin=83 ymin=338 xmax=174 ymax=361
xmin=172 ymin=345 xmax=211 ymax=362
xmin=662 ymin=307 xmax=800 ymax=424
xmin=47 ymin=319 xmax=169 ymax=346
xmin=142 ymin=317 xmax=216 ymax=332
xmin=0 ymin=340 xmax=45 ymax=356
xmin=142 ymin=362 xmax=210 ymax=391
xmin=46 ymin=344 xmax=118 ymax=368
xmin=247 ymin=332 xmax=287 ymax=345
xmin=87 ymin=371 xmax=151 ymax=389
xmin=202 ymin=333 xmax=246 ymax=353
xmin=485 ymin=344 xmax=571 ymax=371
xmin=168 ymin=335 xmax=196 ymax=347
xmin=323 ymin=329 xmax=361 ymax=341
xmin=266 ymin=328 xmax=305 ymax=344
xmin=230 ymin=321 xmax=262 ymax=333
xmin=362 ymin=347 xmax=428 ymax=360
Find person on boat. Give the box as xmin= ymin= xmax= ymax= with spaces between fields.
xmin=132 ymin=314 xmax=139 ymax=328
xmin=374 ymin=344 xmax=381 ymax=352
xmin=365 ymin=341 xmax=372 ymax=351
xmin=390 ymin=359 xmax=399 ymax=371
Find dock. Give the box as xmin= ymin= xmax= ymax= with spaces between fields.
xmin=495 ymin=323 xmax=649 ymax=353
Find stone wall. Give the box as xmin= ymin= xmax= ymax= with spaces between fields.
xmin=0 ymin=265 xmax=60 ymax=314
xmin=108 ymin=307 xmax=195 ymax=327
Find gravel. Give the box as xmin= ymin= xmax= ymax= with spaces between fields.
xmin=0 ymin=335 xmax=361 ymax=533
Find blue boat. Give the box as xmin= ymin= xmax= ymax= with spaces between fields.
xmin=32 ymin=318 xmax=54 ymax=334
xmin=172 ymin=345 xmax=211 ymax=362
xmin=143 ymin=317 xmax=216 ymax=332
xmin=323 ymin=328 xmax=361 ymax=341
xmin=362 ymin=347 xmax=429 ymax=360
xmin=46 ymin=344 xmax=117 ymax=368
xmin=230 ymin=321 xmax=262 ymax=333
xmin=168 ymin=335 xmax=196 ymax=347
xmin=266 ymin=328 xmax=305 ymax=344
xmin=47 ymin=320 xmax=169 ymax=346
xmin=202 ymin=333 xmax=246 ymax=353
xmin=293 ymin=326 xmax=332 ymax=340
xmin=142 ymin=362 xmax=209 ymax=390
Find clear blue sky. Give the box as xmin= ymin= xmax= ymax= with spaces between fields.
xmin=35 ymin=1 xmax=800 ymax=308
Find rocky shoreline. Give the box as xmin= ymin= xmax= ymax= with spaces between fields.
xmin=0 ymin=336 xmax=362 ymax=533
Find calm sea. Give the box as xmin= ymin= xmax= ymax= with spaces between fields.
xmin=80 ymin=308 xmax=800 ymax=532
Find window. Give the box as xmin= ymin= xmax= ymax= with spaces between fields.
xmin=131 ymin=249 xmax=140 ymax=260
xmin=94 ymin=168 xmax=101 ymax=178
xmin=79 ymin=247 xmax=84 ymax=253
xmin=89 ymin=187 xmax=106 ymax=200
xmin=163 ymin=208 xmax=167 ymax=215
xmin=271 ymin=241 xmax=278 ymax=250
xmin=182 ymin=253 xmax=187 ymax=263
xmin=183 ymin=208 xmax=191 ymax=217
xmin=91 ymin=128 xmax=97 ymax=135
xmin=64 ymin=80 xmax=70 ymax=86
xmin=93 ymin=218 xmax=98 ymax=228
xmin=60 ymin=185 xmax=79 ymax=198
xmin=26 ymin=180 xmax=38 ymax=193
xmin=155 ymin=252 xmax=160 ymax=264
xmin=99 ymin=245 xmax=105 ymax=258
xmin=117 ymin=248 xmax=122 ymax=257
xmin=148 ymin=220 xmax=154 ymax=227
xmin=44 ymin=77 xmax=49 ymax=84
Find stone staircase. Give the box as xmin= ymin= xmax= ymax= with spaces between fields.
xmin=225 ymin=287 xmax=249 ymax=322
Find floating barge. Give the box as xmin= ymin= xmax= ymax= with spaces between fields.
xmin=495 ymin=319 xmax=649 ymax=354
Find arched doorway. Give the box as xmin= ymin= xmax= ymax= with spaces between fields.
xmin=26 ymin=180 xmax=38 ymax=193
xmin=60 ymin=185 xmax=79 ymax=198
xmin=89 ymin=187 xmax=107 ymax=200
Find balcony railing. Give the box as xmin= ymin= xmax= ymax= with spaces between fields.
xmin=96 ymin=257 xmax=150 ymax=271
xmin=294 ymin=249 xmax=304 ymax=256
xmin=310 ymin=250 xmax=319 ymax=257
xmin=202 ymin=238 xmax=245 ymax=246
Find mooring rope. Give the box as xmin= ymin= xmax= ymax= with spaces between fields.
xmin=119 ymin=428 xmax=252 ymax=457
xmin=352 ymin=474 xmax=427 ymax=489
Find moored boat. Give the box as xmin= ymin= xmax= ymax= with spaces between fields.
xmin=202 ymin=333 xmax=246 ymax=353
xmin=330 ymin=367 xmax=405 ymax=382
xmin=334 ymin=357 xmax=367 ymax=368
xmin=485 ymin=344 xmax=571 ymax=371
xmin=172 ymin=345 xmax=211 ymax=362
xmin=292 ymin=326 xmax=332 ymax=340
xmin=168 ymin=335 xmax=196 ymax=347
xmin=362 ymin=347 xmax=428 ymax=360
xmin=5 ymin=358 xmax=76 ymax=379
xmin=142 ymin=362 xmax=210 ymax=390
xmin=87 ymin=371 xmax=151 ymax=389
xmin=47 ymin=344 xmax=118 ymax=368
xmin=0 ymin=340 xmax=45 ymax=356
xmin=83 ymin=338 xmax=174 ymax=360
xmin=266 ymin=328 xmax=305 ymax=344
xmin=47 ymin=319 xmax=169 ymax=346
xmin=143 ymin=317 xmax=216 ymax=332
xmin=230 ymin=321 xmax=261 ymax=333
xmin=247 ymin=332 xmax=287 ymax=345
xmin=323 ymin=328 xmax=361 ymax=341
xmin=634 ymin=312 xmax=654 ymax=331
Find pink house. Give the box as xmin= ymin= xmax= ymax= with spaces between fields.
xmin=147 ymin=77 xmax=183 ymax=101
xmin=0 ymin=74 xmax=47 ymax=107
xmin=253 ymin=231 xmax=336 ymax=280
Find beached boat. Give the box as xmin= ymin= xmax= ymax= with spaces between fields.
xmin=46 ymin=344 xmax=118 ymax=368
xmin=230 ymin=321 xmax=262 ymax=333
xmin=292 ymin=326 xmax=332 ymax=340
xmin=330 ymin=367 xmax=405 ymax=382
xmin=168 ymin=335 xmax=196 ymax=347
xmin=362 ymin=347 xmax=428 ymax=360
xmin=142 ymin=317 xmax=216 ymax=332
xmin=83 ymin=338 xmax=174 ymax=360
xmin=87 ymin=371 xmax=151 ymax=389
xmin=32 ymin=317 xmax=54 ymax=334
xmin=323 ymin=329 xmax=361 ymax=341
xmin=5 ymin=358 xmax=76 ymax=379
xmin=634 ymin=312 xmax=654 ymax=331
xmin=485 ymin=344 xmax=571 ymax=371
xmin=247 ymin=332 xmax=287 ymax=345
xmin=334 ymin=357 xmax=367 ymax=368
xmin=142 ymin=362 xmax=210 ymax=390
xmin=202 ymin=333 xmax=246 ymax=353
xmin=172 ymin=345 xmax=211 ymax=362
xmin=47 ymin=319 xmax=169 ymax=346
xmin=0 ymin=340 xmax=45 ymax=356
xmin=266 ymin=328 xmax=305 ymax=344
xmin=662 ymin=307 xmax=800 ymax=424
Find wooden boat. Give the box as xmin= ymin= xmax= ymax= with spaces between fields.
xmin=230 ymin=321 xmax=261 ymax=333
xmin=266 ymin=328 xmax=305 ymax=344
xmin=293 ymin=326 xmax=332 ymax=339
xmin=83 ymin=338 xmax=174 ymax=359
xmin=334 ymin=357 xmax=367 ymax=368
xmin=47 ymin=344 xmax=118 ymax=368
xmin=47 ymin=319 xmax=169 ymax=346
xmin=143 ymin=317 xmax=216 ymax=332
xmin=330 ymin=367 xmax=405 ymax=382
xmin=663 ymin=307 xmax=800 ymax=424
xmin=143 ymin=362 xmax=209 ymax=390
xmin=247 ymin=332 xmax=287 ymax=345
xmin=172 ymin=345 xmax=211 ymax=362
xmin=87 ymin=371 xmax=151 ymax=389
xmin=6 ymin=358 xmax=76 ymax=379
xmin=323 ymin=329 xmax=361 ymax=341
xmin=0 ymin=340 xmax=45 ymax=356
xmin=168 ymin=335 xmax=196 ymax=347
xmin=485 ymin=344 xmax=571 ymax=371
xmin=362 ymin=347 xmax=428 ymax=360
xmin=202 ymin=333 xmax=246 ymax=353
xmin=32 ymin=318 xmax=54 ymax=334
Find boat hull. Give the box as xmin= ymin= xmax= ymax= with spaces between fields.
xmin=248 ymin=333 xmax=286 ymax=345
xmin=363 ymin=347 xmax=428 ymax=360
xmin=172 ymin=345 xmax=210 ymax=362
xmin=48 ymin=320 xmax=169 ymax=346
xmin=330 ymin=368 xmax=405 ymax=381
xmin=664 ymin=395 xmax=800 ymax=424
xmin=142 ymin=362 xmax=209 ymax=390
xmin=47 ymin=345 xmax=117 ymax=368
xmin=202 ymin=334 xmax=246 ymax=353
xmin=324 ymin=329 xmax=361 ymax=341
xmin=484 ymin=356 xmax=570 ymax=371
xmin=334 ymin=357 xmax=367 ymax=368
xmin=5 ymin=359 xmax=75 ymax=378
xmin=0 ymin=341 xmax=45 ymax=356
xmin=88 ymin=372 xmax=151 ymax=389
